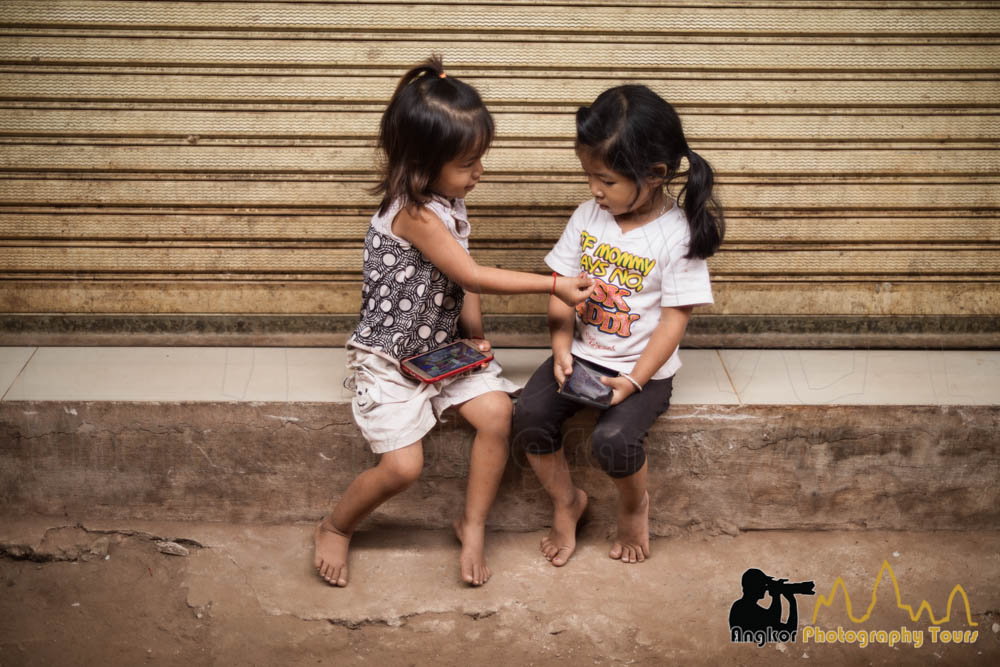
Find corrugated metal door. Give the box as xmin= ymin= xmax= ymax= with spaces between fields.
xmin=1 ymin=1 xmax=997 ymax=345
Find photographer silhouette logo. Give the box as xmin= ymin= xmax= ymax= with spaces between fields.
xmin=729 ymin=568 xmax=816 ymax=647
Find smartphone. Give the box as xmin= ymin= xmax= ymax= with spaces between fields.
xmin=558 ymin=356 xmax=617 ymax=409
xmin=400 ymin=339 xmax=494 ymax=383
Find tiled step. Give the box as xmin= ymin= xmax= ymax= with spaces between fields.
xmin=2 ymin=347 xmax=998 ymax=533
xmin=4 ymin=347 xmax=1000 ymax=405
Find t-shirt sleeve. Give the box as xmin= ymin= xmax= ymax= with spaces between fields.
xmin=545 ymin=207 xmax=584 ymax=276
xmin=660 ymin=236 xmax=714 ymax=308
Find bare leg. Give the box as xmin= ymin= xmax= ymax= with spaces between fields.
xmin=525 ymin=449 xmax=588 ymax=567
xmin=452 ymin=391 xmax=512 ymax=586
xmin=608 ymin=461 xmax=649 ymax=563
xmin=314 ymin=441 xmax=424 ymax=586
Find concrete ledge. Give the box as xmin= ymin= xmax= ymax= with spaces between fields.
xmin=2 ymin=401 xmax=997 ymax=533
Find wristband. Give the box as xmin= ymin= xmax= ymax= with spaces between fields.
xmin=551 ymin=271 xmax=558 ymax=295
xmin=619 ymin=372 xmax=643 ymax=393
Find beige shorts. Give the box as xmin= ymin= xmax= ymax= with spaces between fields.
xmin=345 ymin=346 xmax=519 ymax=454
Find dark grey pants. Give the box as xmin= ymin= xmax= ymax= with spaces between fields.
xmin=511 ymin=356 xmax=674 ymax=478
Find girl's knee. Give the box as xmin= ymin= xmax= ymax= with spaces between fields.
xmin=482 ymin=391 xmax=513 ymax=422
xmin=466 ymin=391 xmax=513 ymax=437
xmin=379 ymin=445 xmax=424 ymax=489
xmin=485 ymin=394 xmax=513 ymax=436
xmin=511 ymin=408 xmax=559 ymax=454
xmin=511 ymin=394 xmax=550 ymax=434
xmin=591 ymin=423 xmax=645 ymax=478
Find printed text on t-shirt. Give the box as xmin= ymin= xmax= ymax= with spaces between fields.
xmin=579 ymin=231 xmax=656 ymax=293
xmin=576 ymin=230 xmax=656 ymax=338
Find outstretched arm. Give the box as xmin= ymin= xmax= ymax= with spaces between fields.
xmin=392 ymin=205 xmax=592 ymax=306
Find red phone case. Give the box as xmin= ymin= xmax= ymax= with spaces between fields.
xmin=400 ymin=342 xmax=494 ymax=383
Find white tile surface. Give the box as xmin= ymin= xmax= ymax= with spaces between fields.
xmin=851 ymin=350 xmax=938 ymax=404
xmin=721 ymin=349 xmax=872 ymax=405
xmin=0 ymin=347 xmax=36 ymax=399
xmin=929 ymin=351 xmax=1000 ymax=405
xmin=4 ymin=347 xmax=349 ymax=402
xmin=218 ymin=347 xmax=348 ymax=402
xmin=719 ymin=349 xmax=1000 ymax=405
xmin=285 ymin=347 xmax=351 ymax=402
xmin=6 ymin=347 xmax=999 ymax=405
xmin=6 ymin=347 xmax=230 ymax=401
xmin=670 ymin=349 xmax=740 ymax=404
xmin=491 ymin=348 xmax=549 ymax=388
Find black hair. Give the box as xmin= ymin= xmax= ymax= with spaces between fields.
xmin=372 ymin=56 xmax=494 ymax=216
xmin=576 ymin=85 xmax=725 ymax=259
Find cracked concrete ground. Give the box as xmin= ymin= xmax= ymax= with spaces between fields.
xmin=1 ymin=516 xmax=998 ymax=666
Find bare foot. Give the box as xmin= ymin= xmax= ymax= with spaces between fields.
xmin=453 ymin=518 xmax=491 ymax=586
xmin=609 ymin=491 xmax=649 ymax=563
xmin=540 ymin=487 xmax=588 ymax=567
xmin=314 ymin=518 xmax=351 ymax=586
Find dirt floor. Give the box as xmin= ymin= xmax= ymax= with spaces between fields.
xmin=0 ymin=517 xmax=998 ymax=666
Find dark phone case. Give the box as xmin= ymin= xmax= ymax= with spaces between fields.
xmin=558 ymin=356 xmax=617 ymax=409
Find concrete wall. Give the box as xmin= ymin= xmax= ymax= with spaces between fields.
xmin=3 ymin=402 xmax=997 ymax=533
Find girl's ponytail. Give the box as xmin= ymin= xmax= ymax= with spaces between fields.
xmin=386 ymin=55 xmax=445 ymax=103
xmin=679 ymin=148 xmax=725 ymax=260
xmin=576 ymin=85 xmax=725 ymax=260
xmin=374 ymin=56 xmax=493 ymax=215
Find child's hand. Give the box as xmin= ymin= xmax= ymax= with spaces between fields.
xmin=600 ymin=375 xmax=637 ymax=406
xmin=553 ymin=274 xmax=594 ymax=307
xmin=552 ymin=351 xmax=574 ymax=387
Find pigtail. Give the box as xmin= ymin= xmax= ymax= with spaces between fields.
xmin=373 ymin=57 xmax=446 ymax=215
xmin=387 ymin=56 xmax=445 ymax=100
xmin=678 ymin=149 xmax=724 ymax=259
xmin=372 ymin=56 xmax=492 ymax=216
xmin=576 ymin=85 xmax=726 ymax=260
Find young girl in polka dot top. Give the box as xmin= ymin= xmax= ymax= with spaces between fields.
xmin=314 ymin=57 xmax=593 ymax=589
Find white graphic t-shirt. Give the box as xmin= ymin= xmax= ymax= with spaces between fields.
xmin=545 ymin=199 xmax=714 ymax=380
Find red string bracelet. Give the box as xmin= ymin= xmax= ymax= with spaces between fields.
xmin=550 ymin=271 xmax=558 ymax=295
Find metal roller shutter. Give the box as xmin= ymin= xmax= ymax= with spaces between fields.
xmin=1 ymin=0 xmax=997 ymax=346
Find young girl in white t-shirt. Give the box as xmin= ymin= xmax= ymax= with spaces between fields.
xmin=313 ymin=57 xmax=593 ymax=588
xmin=512 ymin=84 xmax=725 ymax=567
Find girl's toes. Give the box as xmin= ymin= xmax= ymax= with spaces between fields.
xmin=551 ymin=546 xmax=572 ymax=567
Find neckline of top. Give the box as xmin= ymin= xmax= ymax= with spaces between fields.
xmin=604 ymin=200 xmax=677 ymax=237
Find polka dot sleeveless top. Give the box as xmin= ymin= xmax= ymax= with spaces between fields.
xmin=349 ymin=196 xmax=469 ymax=361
